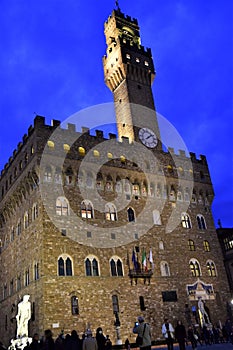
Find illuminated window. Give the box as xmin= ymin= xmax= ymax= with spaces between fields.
xmin=189 ymin=259 xmax=201 ymax=277
xmin=56 ymin=197 xmax=69 ymax=216
xmin=203 ymin=240 xmax=210 ymax=252
xmin=110 ymin=257 xmax=123 ymax=276
xmin=78 ymin=147 xmax=85 ymax=156
xmin=144 ymin=61 xmax=149 ymax=66
xmin=188 ymin=239 xmax=195 ymax=251
xmin=24 ymin=212 xmax=29 ymax=229
xmin=197 ymin=214 xmax=207 ymax=230
xmin=44 ymin=167 xmax=52 ymax=182
xmin=160 ymin=261 xmax=170 ymax=276
xmin=132 ymin=184 xmax=140 ymax=195
xmin=181 ymin=213 xmax=192 ymax=228
xmin=126 ymin=54 xmax=131 ymax=59
xmin=136 ymin=57 xmax=140 ymax=63
xmin=207 ymin=260 xmax=217 ymax=277
xmin=81 ymin=200 xmax=94 ymax=219
xmin=85 ymin=257 xmax=99 ymax=276
xmin=153 ymin=210 xmax=161 ymax=225
xmin=105 ymin=203 xmax=117 ymax=221
xmin=71 ymin=296 xmax=79 ymax=315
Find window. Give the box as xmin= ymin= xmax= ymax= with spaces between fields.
xmin=34 ymin=263 xmax=39 ymax=280
xmin=127 ymin=207 xmax=135 ymax=222
xmin=184 ymin=188 xmax=190 ymax=202
xmin=115 ymin=177 xmax=122 ymax=193
xmin=55 ymin=168 xmax=62 ymax=184
xmin=160 ymin=261 xmax=170 ymax=276
xmin=58 ymin=255 xmax=73 ymax=276
xmin=25 ymin=269 xmax=30 ymax=286
xmin=10 ymin=227 xmax=15 ymax=242
xmin=159 ymin=241 xmax=164 ymax=250
xmin=81 ymin=200 xmax=94 ymax=219
xmin=189 ymin=259 xmax=201 ymax=277
xmin=181 ymin=213 xmax=191 ymax=228
xmin=153 ymin=209 xmax=162 ymax=225
xmin=56 ymin=197 xmax=69 ymax=216
xmin=207 ymin=260 xmax=217 ymax=277
xmin=112 ymin=295 xmax=119 ymax=313
xmin=105 ymin=175 xmax=113 ymax=191
xmin=132 ymin=184 xmax=140 ymax=195
xmin=188 ymin=239 xmax=195 ymax=251
xmin=105 ymin=203 xmax=117 ymax=221
xmin=71 ymin=296 xmax=79 ymax=315
xmin=44 ymin=167 xmax=52 ymax=182
xmin=110 ymin=257 xmax=123 ymax=276
xmin=85 ymin=257 xmax=99 ymax=276
xmin=203 ymin=240 xmax=210 ymax=252
xmin=197 ymin=214 xmax=207 ymax=230
xmin=139 ymin=296 xmax=146 ymax=311
xmin=16 ymin=220 xmax=21 ymax=235
xmin=24 ymin=212 xmax=29 ymax=229
xmin=32 ymin=203 xmax=38 ymax=221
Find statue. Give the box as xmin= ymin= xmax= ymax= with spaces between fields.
xmin=198 ymin=297 xmax=210 ymax=325
xmin=16 ymin=295 xmax=31 ymax=338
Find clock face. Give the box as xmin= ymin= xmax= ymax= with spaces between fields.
xmin=138 ymin=128 xmax=158 ymax=148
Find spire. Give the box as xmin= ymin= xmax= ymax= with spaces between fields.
xmin=115 ymin=0 xmax=120 ymax=11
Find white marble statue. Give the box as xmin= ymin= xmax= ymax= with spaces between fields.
xmin=198 ymin=296 xmax=210 ymax=325
xmin=16 ymin=295 xmax=31 ymax=338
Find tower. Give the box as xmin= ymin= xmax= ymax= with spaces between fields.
xmin=103 ymin=7 xmax=161 ymax=149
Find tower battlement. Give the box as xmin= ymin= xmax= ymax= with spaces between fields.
xmin=105 ymin=9 xmax=138 ymax=27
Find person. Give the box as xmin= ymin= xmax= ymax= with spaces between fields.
xmin=96 ymin=327 xmax=106 ymax=350
xmin=29 ymin=333 xmax=41 ymax=350
xmin=162 ymin=318 xmax=174 ymax=350
xmin=133 ymin=316 xmax=151 ymax=350
xmin=187 ymin=325 xmax=197 ymax=350
xmin=54 ymin=332 xmax=65 ymax=350
xmin=41 ymin=329 xmax=55 ymax=350
xmin=125 ymin=338 xmax=130 ymax=350
xmin=16 ymin=295 xmax=31 ymax=338
xmin=105 ymin=335 xmax=112 ymax=350
xmin=175 ymin=320 xmax=186 ymax=350
xmin=64 ymin=330 xmax=81 ymax=350
xmin=82 ymin=330 xmax=97 ymax=350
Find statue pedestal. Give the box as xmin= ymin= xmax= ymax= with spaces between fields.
xmin=8 ymin=337 xmax=32 ymax=350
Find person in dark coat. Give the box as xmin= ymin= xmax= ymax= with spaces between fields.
xmin=64 ymin=330 xmax=81 ymax=350
xmin=29 ymin=333 xmax=41 ymax=350
xmin=96 ymin=327 xmax=106 ymax=350
xmin=187 ymin=326 xmax=197 ymax=350
xmin=175 ymin=321 xmax=186 ymax=350
xmin=41 ymin=329 xmax=55 ymax=350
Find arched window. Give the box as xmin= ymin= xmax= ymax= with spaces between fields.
xmin=181 ymin=213 xmax=192 ymax=228
xmin=10 ymin=227 xmax=15 ymax=242
xmin=203 ymin=240 xmax=210 ymax=252
xmin=96 ymin=173 xmax=103 ymax=190
xmin=189 ymin=259 xmax=201 ymax=277
xmin=132 ymin=183 xmax=140 ymax=195
xmin=81 ymin=200 xmax=94 ymax=219
xmin=188 ymin=239 xmax=195 ymax=251
xmin=110 ymin=257 xmax=123 ymax=276
xmin=85 ymin=257 xmax=99 ymax=276
xmin=56 ymin=197 xmax=69 ymax=216
xmin=206 ymin=260 xmax=217 ymax=277
xmin=32 ymin=203 xmax=38 ymax=221
xmin=71 ymin=296 xmax=79 ymax=315
xmin=16 ymin=220 xmax=21 ymax=235
xmin=127 ymin=207 xmax=135 ymax=222
xmin=105 ymin=203 xmax=117 ymax=221
xmin=44 ymin=167 xmax=52 ymax=182
xmin=58 ymin=255 xmax=73 ymax=276
xmin=105 ymin=175 xmax=113 ymax=191
xmin=197 ymin=214 xmax=207 ymax=230
xmin=160 ymin=261 xmax=170 ymax=277
xmin=153 ymin=209 xmax=161 ymax=225
xmin=24 ymin=212 xmax=29 ymax=229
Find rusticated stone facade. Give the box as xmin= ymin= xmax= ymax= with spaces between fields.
xmin=0 ymin=6 xmax=231 ymax=348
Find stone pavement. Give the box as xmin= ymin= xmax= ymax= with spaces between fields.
xmin=152 ymin=342 xmax=233 ymax=350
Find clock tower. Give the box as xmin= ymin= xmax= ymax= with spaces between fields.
xmin=103 ymin=6 xmax=161 ymax=149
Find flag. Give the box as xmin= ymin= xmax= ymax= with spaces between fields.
xmin=132 ymin=249 xmax=137 ymax=270
xmin=149 ymin=248 xmax=154 ymax=270
xmin=142 ymin=249 xmax=147 ymax=271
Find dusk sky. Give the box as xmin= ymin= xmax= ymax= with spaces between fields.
xmin=0 ymin=0 xmax=232 ymax=227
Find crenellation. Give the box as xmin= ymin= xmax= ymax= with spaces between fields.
xmin=95 ymin=130 xmax=104 ymax=138
xmin=81 ymin=126 xmax=90 ymax=134
xmin=67 ymin=123 xmax=76 ymax=132
xmin=51 ymin=119 xmax=61 ymax=128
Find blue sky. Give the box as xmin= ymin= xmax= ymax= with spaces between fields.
xmin=0 ymin=0 xmax=232 ymax=227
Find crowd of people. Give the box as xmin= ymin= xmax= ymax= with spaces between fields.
xmin=1 ymin=317 xmax=233 ymax=350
